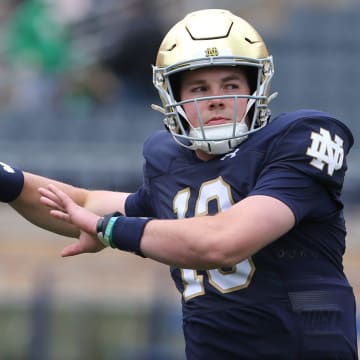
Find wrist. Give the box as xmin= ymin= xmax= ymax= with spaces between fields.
xmin=111 ymin=216 xmax=152 ymax=257
xmin=96 ymin=212 xmax=152 ymax=257
xmin=0 ymin=162 xmax=24 ymax=203
xmin=96 ymin=211 xmax=122 ymax=247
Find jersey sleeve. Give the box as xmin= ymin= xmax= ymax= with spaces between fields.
xmin=125 ymin=183 xmax=154 ymax=217
xmin=249 ymin=113 xmax=353 ymax=223
xmin=124 ymin=130 xmax=175 ymax=217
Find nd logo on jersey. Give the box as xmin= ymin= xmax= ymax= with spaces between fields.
xmin=306 ymin=128 xmax=344 ymax=176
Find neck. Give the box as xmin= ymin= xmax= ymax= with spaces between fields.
xmin=195 ymin=149 xmax=217 ymax=161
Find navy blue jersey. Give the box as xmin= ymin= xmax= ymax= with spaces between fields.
xmin=125 ymin=110 xmax=358 ymax=359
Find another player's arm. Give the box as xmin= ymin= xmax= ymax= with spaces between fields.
xmin=10 ymin=172 xmax=130 ymax=237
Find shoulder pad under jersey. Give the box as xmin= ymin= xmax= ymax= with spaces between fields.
xmin=265 ymin=109 xmax=353 ymax=190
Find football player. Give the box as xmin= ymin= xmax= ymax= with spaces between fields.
xmin=1 ymin=9 xmax=358 ymax=359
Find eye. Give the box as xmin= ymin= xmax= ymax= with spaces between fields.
xmin=191 ymin=85 xmax=207 ymax=93
xmin=224 ymin=83 xmax=240 ymax=90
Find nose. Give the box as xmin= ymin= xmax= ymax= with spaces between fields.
xmin=208 ymin=97 xmax=225 ymax=110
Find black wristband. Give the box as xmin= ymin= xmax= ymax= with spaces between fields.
xmin=110 ymin=216 xmax=152 ymax=257
xmin=96 ymin=211 xmax=123 ymax=247
xmin=0 ymin=162 xmax=24 ymax=202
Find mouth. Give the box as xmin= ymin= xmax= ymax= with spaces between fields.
xmin=205 ymin=117 xmax=229 ymax=126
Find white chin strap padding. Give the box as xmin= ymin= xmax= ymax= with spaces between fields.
xmin=188 ymin=121 xmax=249 ymax=154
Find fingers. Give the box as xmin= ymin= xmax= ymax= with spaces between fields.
xmin=49 ymin=209 xmax=71 ymax=223
xmin=39 ymin=185 xmax=65 ymax=210
xmin=47 ymin=183 xmax=69 ymax=201
xmin=38 ymin=186 xmax=61 ymax=203
xmin=39 ymin=193 xmax=63 ymax=211
xmin=48 ymin=184 xmax=73 ymax=211
xmin=39 ymin=184 xmax=74 ymax=210
xmin=38 ymin=184 xmax=105 ymax=257
xmin=39 ymin=185 xmax=75 ymax=224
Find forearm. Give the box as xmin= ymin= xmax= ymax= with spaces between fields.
xmin=5 ymin=163 xmax=131 ymax=237
xmin=95 ymin=213 xmax=226 ymax=268
xmin=140 ymin=214 xmax=258 ymax=269
xmin=101 ymin=211 xmax=257 ymax=269
xmin=141 ymin=217 xmax=229 ymax=269
xmin=110 ymin=196 xmax=295 ymax=269
xmin=11 ymin=172 xmax=86 ymax=237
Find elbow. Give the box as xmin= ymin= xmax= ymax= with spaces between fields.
xmin=206 ymin=246 xmax=241 ymax=269
xmin=193 ymin=230 xmax=244 ymax=269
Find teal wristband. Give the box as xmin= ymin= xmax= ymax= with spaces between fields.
xmin=104 ymin=217 xmax=118 ymax=248
xmin=96 ymin=212 xmax=151 ymax=256
xmin=96 ymin=211 xmax=123 ymax=247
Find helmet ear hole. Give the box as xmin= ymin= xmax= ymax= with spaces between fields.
xmin=244 ymin=66 xmax=258 ymax=95
xmin=243 ymin=66 xmax=259 ymax=123
xmin=168 ymin=72 xmax=190 ymax=132
xmin=169 ymin=72 xmax=182 ymax=102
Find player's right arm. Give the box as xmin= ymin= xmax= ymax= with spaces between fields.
xmin=1 ymin=164 xmax=129 ymax=238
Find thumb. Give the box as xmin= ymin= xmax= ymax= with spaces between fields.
xmin=60 ymin=231 xmax=105 ymax=257
xmin=61 ymin=242 xmax=85 ymax=257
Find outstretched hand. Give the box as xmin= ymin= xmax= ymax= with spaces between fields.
xmin=39 ymin=184 xmax=106 ymax=257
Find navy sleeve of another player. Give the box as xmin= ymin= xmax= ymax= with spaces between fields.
xmin=249 ymin=113 xmax=353 ymax=223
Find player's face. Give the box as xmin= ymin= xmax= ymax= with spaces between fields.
xmin=179 ymin=67 xmax=251 ymax=128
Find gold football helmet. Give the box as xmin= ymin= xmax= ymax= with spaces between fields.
xmin=152 ymin=9 xmax=277 ymax=155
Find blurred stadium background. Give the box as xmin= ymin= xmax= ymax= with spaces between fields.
xmin=0 ymin=0 xmax=359 ymax=358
